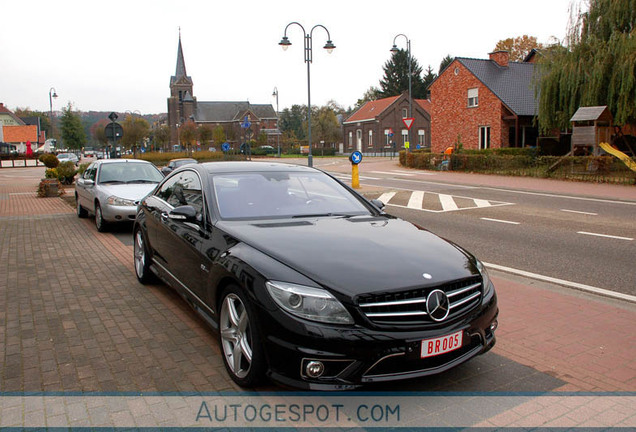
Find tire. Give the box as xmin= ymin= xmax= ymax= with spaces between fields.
xmin=133 ymin=228 xmax=155 ymax=284
xmin=95 ymin=202 xmax=108 ymax=232
xmin=76 ymin=195 xmax=88 ymax=218
xmin=219 ymin=286 xmax=265 ymax=387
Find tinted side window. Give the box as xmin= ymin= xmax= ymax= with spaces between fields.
xmin=156 ymin=170 xmax=203 ymax=215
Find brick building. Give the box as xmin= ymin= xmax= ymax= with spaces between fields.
xmin=342 ymin=93 xmax=431 ymax=155
xmin=167 ymin=34 xmax=278 ymax=149
xmin=429 ymin=51 xmax=538 ymax=153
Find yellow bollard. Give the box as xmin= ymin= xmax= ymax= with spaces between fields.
xmin=352 ymin=163 xmax=360 ymax=189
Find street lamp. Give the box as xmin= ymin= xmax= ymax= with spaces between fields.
xmin=390 ymin=34 xmax=412 ymax=152
xmin=48 ymin=87 xmax=58 ymax=147
xmin=272 ymin=87 xmax=280 ymax=157
xmin=279 ymin=22 xmax=336 ymax=167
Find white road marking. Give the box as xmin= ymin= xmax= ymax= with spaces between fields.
xmin=377 ymin=192 xmax=397 ymax=204
xmin=439 ymin=194 xmax=459 ymax=211
xmin=577 ymin=231 xmax=633 ymax=241
xmin=474 ymin=199 xmax=491 ymax=208
xmin=407 ymin=191 xmax=424 ymax=209
xmin=483 ymin=187 xmax=636 ymax=206
xmin=484 ymin=262 xmax=636 ymax=304
xmin=561 ymin=209 xmax=598 ymax=216
xmin=480 ymin=217 xmax=520 ymax=225
xmin=371 ymin=171 xmax=415 ymax=176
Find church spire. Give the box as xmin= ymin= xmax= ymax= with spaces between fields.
xmin=175 ymin=28 xmax=187 ymax=78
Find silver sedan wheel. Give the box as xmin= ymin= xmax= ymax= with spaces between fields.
xmin=220 ymin=293 xmax=253 ymax=379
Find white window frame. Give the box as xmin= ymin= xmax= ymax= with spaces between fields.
xmin=384 ymin=129 xmax=390 ymax=146
xmin=468 ymin=88 xmax=479 ymax=108
xmin=418 ymin=129 xmax=426 ymax=147
xmin=348 ymin=131 xmax=353 ymax=148
xmin=356 ymin=129 xmax=362 ymax=152
xmin=368 ymin=130 xmax=373 ymax=147
xmin=479 ymin=126 xmax=491 ymax=149
xmin=402 ymin=129 xmax=408 ymax=146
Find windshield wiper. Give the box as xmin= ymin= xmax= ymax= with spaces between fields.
xmin=125 ymin=179 xmax=158 ymax=183
xmin=99 ymin=180 xmax=124 ymax=184
xmin=292 ymin=213 xmax=353 ymax=219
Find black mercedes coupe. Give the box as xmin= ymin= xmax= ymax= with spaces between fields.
xmin=133 ymin=162 xmax=498 ymax=390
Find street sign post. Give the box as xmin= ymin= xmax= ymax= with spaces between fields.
xmin=350 ymin=151 xmax=363 ymax=189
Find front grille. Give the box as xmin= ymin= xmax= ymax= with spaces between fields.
xmin=357 ymin=277 xmax=482 ymax=325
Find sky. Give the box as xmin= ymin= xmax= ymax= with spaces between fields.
xmin=1 ymin=0 xmax=575 ymax=115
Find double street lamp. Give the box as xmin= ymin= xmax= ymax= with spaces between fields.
xmin=390 ymin=34 xmax=412 ymax=151
xmin=279 ymin=22 xmax=335 ymax=167
xmin=48 ymin=87 xmax=58 ymax=145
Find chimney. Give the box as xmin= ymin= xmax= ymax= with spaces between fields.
xmin=489 ymin=50 xmax=510 ymax=67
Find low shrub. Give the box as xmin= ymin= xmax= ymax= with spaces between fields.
xmin=39 ymin=153 xmax=59 ymax=168
xmin=56 ymin=161 xmax=78 ymax=184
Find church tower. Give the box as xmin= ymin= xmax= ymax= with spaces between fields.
xmin=167 ymin=31 xmax=196 ymax=147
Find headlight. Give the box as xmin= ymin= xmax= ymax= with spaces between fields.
xmin=475 ymin=259 xmax=493 ymax=295
xmin=107 ymin=196 xmax=136 ymax=206
xmin=266 ymin=281 xmax=354 ymax=325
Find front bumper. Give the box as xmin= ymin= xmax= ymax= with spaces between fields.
xmin=258 ymin=288 xmax=498 ymax=390
xmin=101 ymin=203 xmax=138 ymax=223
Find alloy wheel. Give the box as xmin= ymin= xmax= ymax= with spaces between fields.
xmin=220 ymin=293 xmax=253 ymax=379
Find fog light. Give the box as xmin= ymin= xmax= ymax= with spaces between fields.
xmin=490 ymin=320 xmax=498 ymax=332
xmin=305 ymin=361 xmax=325 ymax=378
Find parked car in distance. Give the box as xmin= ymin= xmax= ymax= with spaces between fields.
xmin=75 ymin=159 xmax=164 ymax=232
xmin=161 ymin=158 xmax=198 ymax=176
xmin=133 ymin=162 xmax=498 ymax=390
xmin=258 ymin=145 xmax=276 ymax=154
xmin=57 ymin=152 xmax=79 ymax=166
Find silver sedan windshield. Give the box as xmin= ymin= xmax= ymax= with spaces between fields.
xmin=212 ymin=171 xmax=371 ymax=219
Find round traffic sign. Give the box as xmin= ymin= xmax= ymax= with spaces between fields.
xmin=222 ymin=142 xmax=230 ymax=152
xmin=350 ymin=151 xmax=363 ymax=165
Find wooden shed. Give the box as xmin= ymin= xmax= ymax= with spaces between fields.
xmin=570 ymin=106 xmax=613 ymax=155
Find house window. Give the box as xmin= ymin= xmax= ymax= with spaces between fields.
xmin=402 ymin=108 xmax=408 ymax=118
xmin=356 ymin=129 xmax=362 ymax=151
xmin=384 ymin=129 xmax=391 ymax=146
xmin=418 ymin=129 xmax=426 ymax=147
xmin=468 ymin=88 xmax=479 ymax=107
xmin=479 ymin=126 xmax=491 ymax=149
xmin=402 ymin=129 xmax=408 ymax=147
xmin=348 ymin=131 xmax=353 ymax=148
xmin=368 ymin=130 xmax=373 ymax=147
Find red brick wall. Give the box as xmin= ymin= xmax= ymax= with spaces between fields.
xmin=431 ymin=60 xmax=505 ymax=152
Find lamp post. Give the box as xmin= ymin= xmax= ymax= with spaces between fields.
xmin=279 ymin=22 xmax=335 ymax=167
xmin=390 ymin=34 xmax=411 ymax=152
xmin=272 ymin=87 xmax=280 ymax=157
xmin=48 ymin=87 xmax=58 ymax=148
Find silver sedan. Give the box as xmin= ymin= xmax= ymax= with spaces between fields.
xmin=75 ymin=159 xmax=164 ymax=232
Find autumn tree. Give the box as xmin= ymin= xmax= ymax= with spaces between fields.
xmin=121 ymin=115 xmax=150 ymax=156
xmin=59 ymin=103 xmax=86 ymax=151
xmin=493 ymin=35 xmax=544 ymax=62
xmin=379 ymin=49 xmax=427 ymax=99
xmin=91 ymin=118 xmax=110 ymax=147
xmin=197 ymin=125 xmax=213 ymax=149
xmin=179 ymin=122 xmax=197 ymax=154
xmin=537 ymin=0 xmax=636 ymax=131
xmin=311 ymin=106 xmax=341 ymax=146
xmin=212 ymin=125 xmax=226 ymax=147
xmin=152 ymin=125 xmax=170 ymax=151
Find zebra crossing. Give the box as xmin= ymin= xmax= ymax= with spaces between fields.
xmin=375 ymin=190 xmax=514 ymax=213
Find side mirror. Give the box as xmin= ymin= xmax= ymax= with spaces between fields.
xmin=81 ymin=178 xmax=94 ymax=187
xmin=370 ymin=199 xmax=385 ymax=210
xmin=169 ymin=205 xmax=198 ymax=222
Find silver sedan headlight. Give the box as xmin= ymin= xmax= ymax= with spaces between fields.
xmin=476 ymin=259 xmax=493 ymax=296
xmin=107 ymin=196 xmax=136 ymax=206
xmin=266 ymin=281 xmax=354 ymax=325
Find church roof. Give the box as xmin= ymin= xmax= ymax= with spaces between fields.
xmin=194 ymin=102 xmax=277 ymax=123
xmin=170 ymin=33 xmax=193 ymax=86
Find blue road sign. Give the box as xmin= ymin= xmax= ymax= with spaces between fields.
xmin=222 ymin=142 xmax=230 ymax=152
xmin=241 ymin=116 xmax=251 ymax=129
xmin=350 ymin=151 xmax=363 ymax=165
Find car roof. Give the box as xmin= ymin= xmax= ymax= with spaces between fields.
xmin=170 ymin=158 xmax=197 ymax=162
xmin=201 ymin=161 xmax=317 ymax=174
xmin=94 ymin=159 xmax=153 ymax=165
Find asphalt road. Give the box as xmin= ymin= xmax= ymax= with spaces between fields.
xmin=319 ymin=163 xmax=636 ymax=297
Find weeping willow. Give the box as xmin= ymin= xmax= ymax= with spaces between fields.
xmin=537 ymin=0 xmax=636 ymax=132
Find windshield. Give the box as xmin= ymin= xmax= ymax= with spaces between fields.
xmin=212 ymin=171 xmax=372 ymax=219
xmin=98 ymin=162 xmax=164 ymax=184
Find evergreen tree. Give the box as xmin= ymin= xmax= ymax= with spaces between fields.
xmin=378 ymin=49 xmax=427 ymax=99
xmin=438 ymin=55 xmax=454 ymax=74
xmin=59 ymin=103 xmax=87 ymax=151
xmin=537 ymin=0 xmax=636 ymax=131
xmin=422 ymin=66 xmax=436 ymax=96
xmin=279 ymin=105 xmax=306 ymax=140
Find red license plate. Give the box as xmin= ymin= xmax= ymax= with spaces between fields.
xmin=421 ymin=330 xmax=463 ymax=358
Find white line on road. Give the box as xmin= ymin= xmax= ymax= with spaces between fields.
xmin=483 ymin=187 xmax=636 ymax=206
xmin=560 ymin=209 xmax=598 ymax=216
xmin=474 ymin=199 xmax=492 ymax=208
xmin=480 ymin=217 xmax=520 ymax=225
xmin=377 ymin=192 xmax=396 ymax=204
xmin=371 ymin=171 xmax=415 ymax=176
xmin=439 ymin=194 xmax=459 ymax=211
xmin=577 ymin=231 xmax=633 ymax=241
xmin=484 ymin=262 xmax=636 ymax=304
xmin=407 ymin=191 xmax=424 ymax=209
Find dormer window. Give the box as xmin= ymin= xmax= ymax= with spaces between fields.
xmin=468 ymin=88 xmax=478 ymax=107
xmin=402 ymin=108 xmax=408 ymax=118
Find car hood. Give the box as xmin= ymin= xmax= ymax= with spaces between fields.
xmin=99 ymin=183 xmax=158 ymax=201
xmin=218 ymin=216 xmax=479 ymax=298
